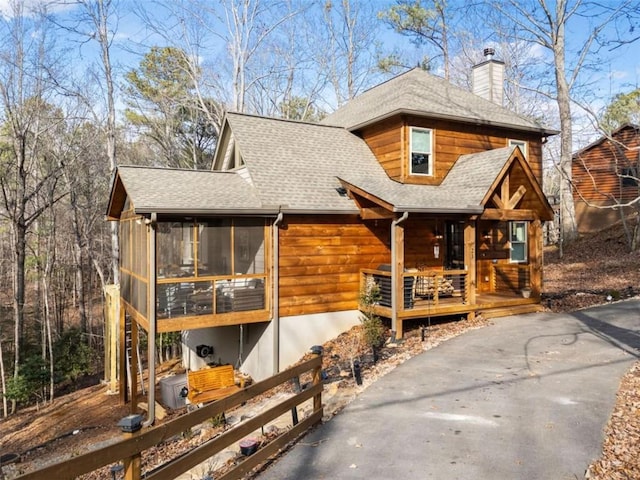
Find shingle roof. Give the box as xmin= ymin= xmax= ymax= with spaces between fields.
xmin=322 ymin=68 xmax=556 ymax=135
xmin=110 ymin=66 xmax=551 ymax=217
xmin=225 ymin=113 xmax=386 ymax=212
xmin=572 ymin=123 xmax=640 ymax=159
xmin=112 ymin=121 xmax=517 ymax=217
xmin=337 ymin=147 xmax=515 ymax=213
xmin=114 ymin=166 xmax=269 ymax=215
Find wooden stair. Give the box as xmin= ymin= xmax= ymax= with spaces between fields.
xmin=478 ymin=303 xmax=543 ymax=319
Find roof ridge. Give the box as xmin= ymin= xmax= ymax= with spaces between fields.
xmin=118 ymin=165 xmax=236 ymax=174
xmin=226 ymin=111 xmax=345 ymax=130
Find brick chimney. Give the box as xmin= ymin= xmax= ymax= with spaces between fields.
xmin=472 ymin=47 xmax=505 ymax=105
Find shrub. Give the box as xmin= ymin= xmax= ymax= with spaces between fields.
xmin=53 ymin=328 xmax=92 ymax=383
xmin=359 ymin=282 xmax=385 ymax=349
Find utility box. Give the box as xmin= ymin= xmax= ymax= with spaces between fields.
xmin=159 ymin=374 xmax=188 ymax=409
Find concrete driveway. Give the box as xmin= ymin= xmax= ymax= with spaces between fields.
xmin=256 ymin=300 xmax=640 ymax=480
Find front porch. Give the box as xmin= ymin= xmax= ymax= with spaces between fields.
xmin=361 ymin=261 xmax=541 ymax=335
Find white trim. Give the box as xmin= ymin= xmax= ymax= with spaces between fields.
xmin=409 ymin=126 xmax=434 ymax=176
xmin=509 ymin=220 xmax=528 ymax=263
xmin=508 ymin=139 xmax=528 ymax=158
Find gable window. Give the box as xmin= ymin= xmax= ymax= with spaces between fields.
xmin=508 ymin=139 xmax=528 ymax=158
xmin=410 ymin=127 xmax=433 ymax=176
xmin=509 ymin=221 xmax=528 ymax=263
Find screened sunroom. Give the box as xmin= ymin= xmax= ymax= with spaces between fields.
xmin=119 ymin=212 xmax=272 ymax=333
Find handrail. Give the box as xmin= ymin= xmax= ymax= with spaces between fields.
xmin=14 ymin=354 xmax=323 ymax=480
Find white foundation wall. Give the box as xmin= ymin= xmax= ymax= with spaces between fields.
xmin=182 ymin=326 xmax=242 ymax=371
xmin=182 ymin=310 xmax=360 ymax=382
xmin=277 ymin=310 xmax=360 ymax=372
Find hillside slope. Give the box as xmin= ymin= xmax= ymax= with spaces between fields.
xmin=1 ymin=223 xmax=639 ymax=479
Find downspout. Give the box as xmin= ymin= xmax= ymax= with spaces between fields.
xmin=272 ymin=211 xmax=284 ymax=375
xmin=143 ymin=212 xmax=157 ymax=427
xmin=391 ymin=212 xmax=409 ymax=340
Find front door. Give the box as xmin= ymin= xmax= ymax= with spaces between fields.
xmin=444 ymin=221 xmax=464 ymax=270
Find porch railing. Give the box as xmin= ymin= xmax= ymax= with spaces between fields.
xmin=157 ymin=274 xmax=267 ymax=319
xmin=361 ymin=268 xmax=468 ymax=311
xmin=492 ymin=264 xmax=531 ymax=295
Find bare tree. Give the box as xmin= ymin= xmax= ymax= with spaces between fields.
xmin=491 ymin=0 xmax=640 ymax=248
xmin=0 ymin=1 xmax=66 ymax=411
xmin=57 ymin=0 xmax=121 ymax=284
xmin=316 ymin=0 xmax=386 ymax=107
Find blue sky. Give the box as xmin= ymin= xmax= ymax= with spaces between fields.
xmin=0 ymin=0 xmax=637 ymax=145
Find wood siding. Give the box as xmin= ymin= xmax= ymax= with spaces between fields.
xmin=359 ymin=115 xmax=543 ymax=186
xmin=572 ymin=126 xmax=640 ymax=204
xmin=278 ymin=215 xmax=391 ymax=317
xmin=360 ymin=117 xmax=404 ymax=180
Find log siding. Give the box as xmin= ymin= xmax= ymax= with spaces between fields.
xmin=278 ymin=215 xmax=391 ymax=317
xmin=360 ymin=115 xmax=543 ymax=186
xmin=572 ymin=125 xmax=640 ymax=232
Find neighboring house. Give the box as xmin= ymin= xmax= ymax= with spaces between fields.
xmin=107 ymin=55 xmax=556 ymax=389
xmin=572 ymin=124 xmax=640 ymax=233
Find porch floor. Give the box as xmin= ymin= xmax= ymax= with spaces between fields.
xmin=372 ymin=290 xmax=541 ymax=323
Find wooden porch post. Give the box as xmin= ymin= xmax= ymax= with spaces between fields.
xmin=119 ymin=303 xmax=127 ymax=405
xmin=130 ymin=320 xmax=139 ymax=414
xmin=391 ymin=212 xmax=408 ymax=339
xmin=529 ymin=219 xmax=543 ymax=298
xmin=464 ymin=221 xmax=477 ymax=317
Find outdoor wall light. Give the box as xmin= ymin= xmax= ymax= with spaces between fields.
xmin=482 ymin=230 xmax=491 ymax=240
xmin=117 ymin=414 xmax=143 ymax=433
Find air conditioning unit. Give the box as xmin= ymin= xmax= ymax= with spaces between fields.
xmin=159 ymin=374 xmax=188 ymax=410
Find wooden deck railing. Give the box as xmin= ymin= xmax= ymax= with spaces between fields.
xmin=14 ymin=354 xmax=323 ymax=480
xmin=492 ymin=263 xmax=531 ymax=294
xmin=361 ymin=268 xmax=468 ymax=310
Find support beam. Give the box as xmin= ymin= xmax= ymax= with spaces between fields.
xmin=130 ymin=320 xmax=139 ymax=414
xmin=501 ymin=176 xmax=510 ymax=206
xmin=480 ymin=209 xmax=539 ymax=221
xmin=507 ymin=185 xmax=527 ymax=209
xmin=491 ymin=193 xmax=505 ymax=209
xmin=361 ymin=207 xmax=395 ymax=220
xmin=529 ymin=219 xmax=543 ymax=298
xmin=464 ymin=221 xmax=477 ymax=306
xmin=119 ymin=303 xmax=127 ymax=405
xmin=391 ymin=212 xmax=408 ymax=339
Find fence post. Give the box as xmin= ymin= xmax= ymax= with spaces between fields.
xmin=118 ymin=415 xmax=143 ymax=480
xmin=123 ymin=453 xmax=141 ymax=480
xmin=310 ymin=346 xmax=323 ymax=413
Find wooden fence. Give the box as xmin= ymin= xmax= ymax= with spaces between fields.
xmin=14 ymin=354 xmax=323 ymax=480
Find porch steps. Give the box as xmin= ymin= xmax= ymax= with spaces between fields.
xmin=478 ymin=303 xmax=543 ymax=319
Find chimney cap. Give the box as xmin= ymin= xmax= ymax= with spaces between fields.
xmin=483 ymin=47 xmax=495 ymax=59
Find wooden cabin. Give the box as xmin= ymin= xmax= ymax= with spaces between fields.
xmin=107 ymin=63 xmax=556 ymax=385
xmin=572 ymin=124 xmax=640 ymax=232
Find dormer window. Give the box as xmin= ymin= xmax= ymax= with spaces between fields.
xmin=508 ymin=139 xmax=528 ymax=158
xmin=410 ymin=127 xmax=433 ymax=176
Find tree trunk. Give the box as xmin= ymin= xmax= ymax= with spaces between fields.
xmin=0 ymin=334 xmax=7 ymax=418
xmin=95 ymin=0 xmax=120 ymax=284
xmin=11 ymin=220 xmax=27 ymax=414
xmin=553 ymin=8 xmax=577 ymax=246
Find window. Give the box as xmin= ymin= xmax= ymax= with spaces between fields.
xmin=410 ymin=127 xmax=433 ymax=176
xmin=509 ymin=221 xmax=528 ymax=263
xmin=156 ymin=219 xmax=266 ymax=278
xmin=620 ymin=167 xmax=638 ymax=187
xmin=508 ymin=139 xmax=528 ymax=158
xmin=156 ymin=222 xmax=195 ymax=278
